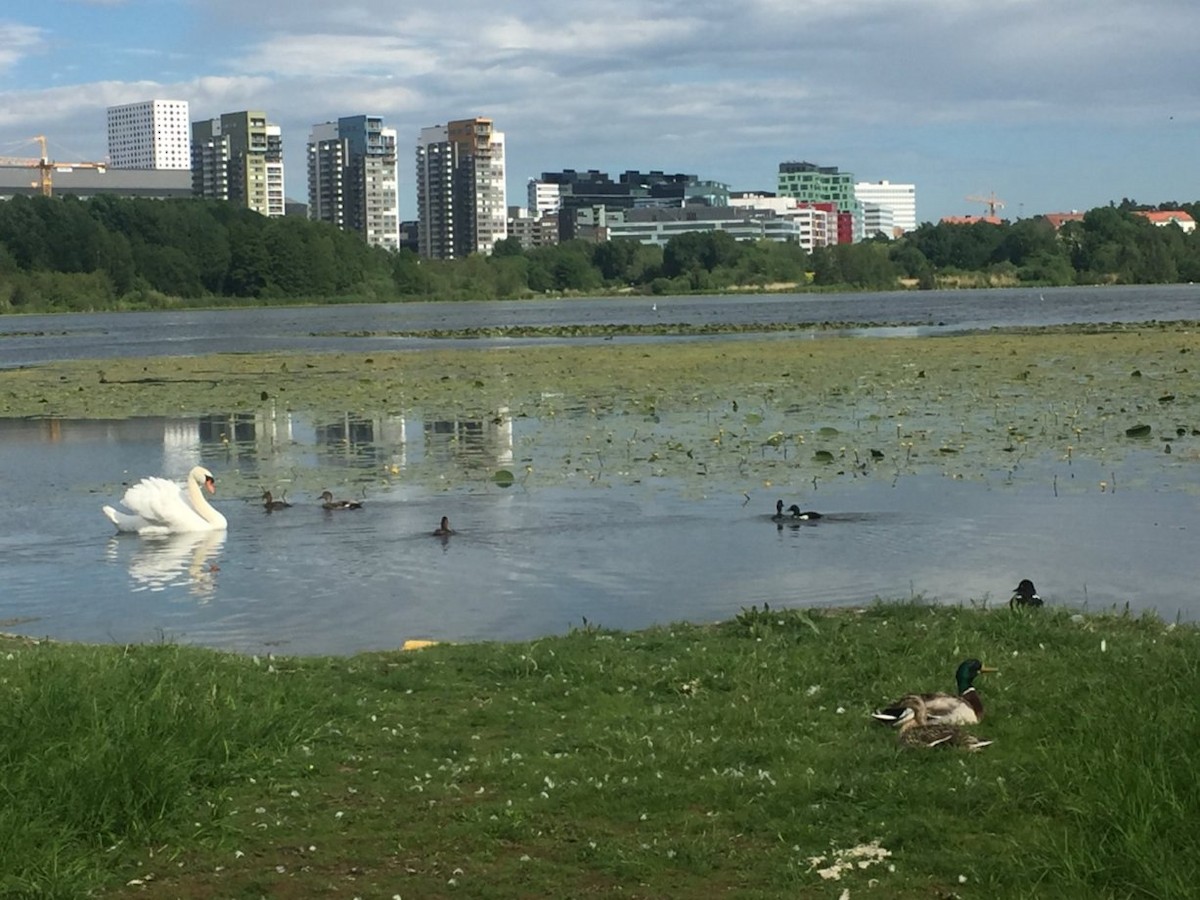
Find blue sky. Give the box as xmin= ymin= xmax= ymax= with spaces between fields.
xmin=1 ymin=0 xmax=1197 ymax=224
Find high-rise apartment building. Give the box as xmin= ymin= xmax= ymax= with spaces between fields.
xmin=777 ymin=161 xmax=862 ymax=241
xmin=308 ymin=115 xmax=399 ymax=250
xmin=191 ymin=110 xmax=285 ymax=217
xmin=415 ymin=117 xmax=506 ymax=258
xmin=107 ymin=100 xmax=191 ymax=170
xmin=854 ymin=180 xmax=917 ymax=235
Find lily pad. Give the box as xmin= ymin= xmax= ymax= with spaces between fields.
xmin=492 ymin=469 xmax=516 ymax=488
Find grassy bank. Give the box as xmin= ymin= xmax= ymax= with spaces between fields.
xmin=5 ymin=602 xmax=1198 ymax=899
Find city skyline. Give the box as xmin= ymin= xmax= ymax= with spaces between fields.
xmin=1 ymin=1 xmax=1197 ymax=225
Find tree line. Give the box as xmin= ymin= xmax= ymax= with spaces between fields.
xmin=1 ymin=194 xmax=1198 ymax=313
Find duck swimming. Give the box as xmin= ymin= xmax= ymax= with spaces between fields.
xmin=872 ymin=658 xmax=997 ymax=726
xmin=262 ymin=490 xmax=291 ymax=511
xmin=895 ymin=694 xmax=993 ymax=751
xmin=772 ymin=499 xmax=822 ymax=520
xmin=1010 ymin=578 xmax=1043 ymax=609
xmin=433 ymin=516 xmax=456 ymax=537
xmin=319 ymin=490 xmax=362 ymax=510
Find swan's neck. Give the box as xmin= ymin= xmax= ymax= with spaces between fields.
xmin=187 ymin=474 xmax=225 ymax=526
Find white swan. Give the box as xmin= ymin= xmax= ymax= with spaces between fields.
xmin=102 ymin=465 xmax=228 ymax=535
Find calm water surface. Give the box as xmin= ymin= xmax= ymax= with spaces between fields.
xmin=3 ymin=283 xmax=1199 ymax=367
xmin=2 ymin=286 xmax=1198 ymax=654
xmin=0 ymin=414 xmax=1195 ymax=655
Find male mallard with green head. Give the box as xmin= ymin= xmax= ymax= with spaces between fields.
xmin=895 ymin=694 xmax=993 ymax=751
xmin=872 ymin=658 xmax=997 ymax=726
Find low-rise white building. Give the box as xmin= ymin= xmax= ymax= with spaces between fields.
xmin=583 ymin=203 xmax=833 ymax=251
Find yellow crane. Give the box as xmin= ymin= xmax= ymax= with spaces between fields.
xmin=965 ymin=191 xmax=1006 ymax=219
xmin=0 ymin=135 xmax=107 ymax=197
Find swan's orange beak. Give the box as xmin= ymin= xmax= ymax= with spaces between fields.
xmin=204 ymin=476 xmax=216 ymax=495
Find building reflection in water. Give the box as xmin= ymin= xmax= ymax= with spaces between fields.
xmin=1 ymin=404 xmax=518 ymax=475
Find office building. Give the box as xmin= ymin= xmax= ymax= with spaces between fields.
xmin=777 ymin=161 xmax=862 ymax=241
xmin=308 ymin=115 xmax=399 ymax=249
xmin=107 ymin=100 xmax=191 ymax=170
xmin=415 ymin=117 xmax=506 ymax=258
xmin=530 ymin=170 xmax=729 ymax=241
xmin=854 ymin=180 xmax=917 ymax=235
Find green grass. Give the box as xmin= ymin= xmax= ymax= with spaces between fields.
xmin=3 ymin=601 xmax=1198 ymax=899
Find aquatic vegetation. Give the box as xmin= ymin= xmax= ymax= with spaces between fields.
xmin=2 ymin=326 xmax=1198 ymax=497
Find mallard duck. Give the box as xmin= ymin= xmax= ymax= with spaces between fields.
xmin=262 ymin=490 xmax=291 ymax=511
xmin=895 ymin=695 xmax=993 ymax=751
xmin=433 ymin=516 xmax=456 ymax=537
xmin=318 ymin=490 xmax=362 ymax=510
xmin=872 ymin=658 xmax=997 ymax=726
xmin=1010 ymin=578 xmax=1043 ymax=609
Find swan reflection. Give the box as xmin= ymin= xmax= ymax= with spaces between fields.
xmin=112 ymin=530 xmax=226 ymax=598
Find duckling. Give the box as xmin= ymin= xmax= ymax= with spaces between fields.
xmin=319 ymin=490 xmax=362 ymax=510
xmin=433 ymin=516 xmax=456 ymax=537
xmin=262 ymin=490 xmax=291 ymax=511
xmin=1010 ymin=578 xmax=1044 ymax=609
xmin=872 ymin=658 xmax=997 ymax=726
xmin=895 ymin=695 xmax=993 ymax=751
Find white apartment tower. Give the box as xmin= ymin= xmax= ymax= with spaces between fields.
xmin=853 ymin=180 xmax=917 ymax=235
xmin=107 ymin=100 xmax=191 ymax=169
xmin=307 ymin=116 xmax=399 ymax=250
xmin=416 ymin=117 xmax=506 ymax=259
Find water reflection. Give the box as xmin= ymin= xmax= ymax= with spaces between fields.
xmin=3 ymin=408 xmax=1199 ymax=656
xmin=6 ymin=407 xmax=519 ymax=479
xmin=110 ymin=530 xmax=225 ymax=599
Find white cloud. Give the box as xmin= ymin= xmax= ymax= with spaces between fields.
xmin=4 ymin=0 xmax=1200 ymax=217
xmin=0 ymin=23 xmax=44 ymax=72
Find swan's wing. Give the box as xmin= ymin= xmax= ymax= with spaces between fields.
xmin=120 ymin=477 xmax=208 ymax=531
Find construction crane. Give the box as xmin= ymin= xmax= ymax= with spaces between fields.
xmin=0 ymin=135 xmax=107 ymax=197
xmin=965 ymin=191 xmax=1006 ymax=218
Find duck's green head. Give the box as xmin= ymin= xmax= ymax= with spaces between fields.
xmin=955 ymin=658 xmax=997 ymax=693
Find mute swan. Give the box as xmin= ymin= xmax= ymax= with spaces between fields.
xmin=319 ymin=490 xmax=362 ymax=510
xmin=102 ymin=466 xmax=228 ymax=535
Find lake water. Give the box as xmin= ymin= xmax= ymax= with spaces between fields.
xmin=3 ymin=283 xmax=1199 ymax=367
xmin=1 ymin=286 xmax=1198 ymax=654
